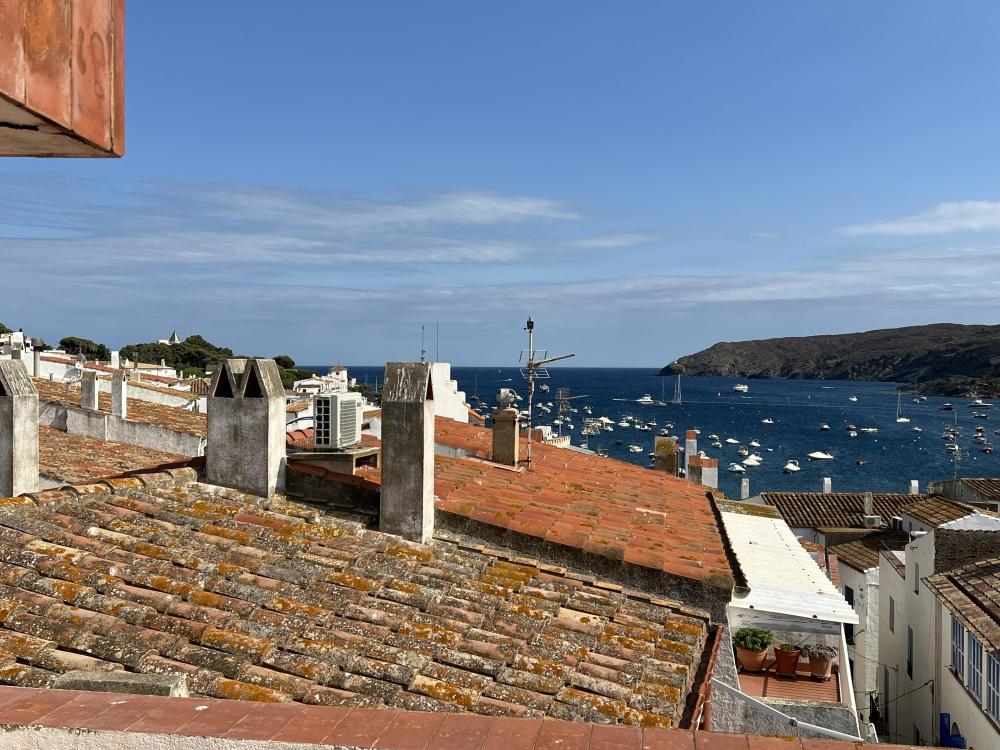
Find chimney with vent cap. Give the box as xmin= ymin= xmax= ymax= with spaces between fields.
xmin=0 ymin=361 xmax=38 ymax=497
xmin=80 ymin=371 xmax=99 ymax=411
xmin=380 ymin=362 xmax=435 ymax=543
xmin=206 ymin=359 xmax=287 ymax=497
xmin=492 ymin=408 xmax=519 ymax=466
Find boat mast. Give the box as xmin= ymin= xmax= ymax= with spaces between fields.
xmin=672 ymin=373 xmax=682 ymax=405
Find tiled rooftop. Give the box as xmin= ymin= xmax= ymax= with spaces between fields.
xmin=38 ymin=427 xmax=186 ymax=485
xmin=925 ymin=557 xmax=1000 ymax=656
xmin=0 ymin=471 xmax=714 ymax=727
xmin=431 ymin=420 xmax=732 ymax=589
xmin=827 ymin=533 xmax=910 ymax=573
xmin=0 ymin=684 xmax=918 ymax=749
xmin=42 ymin=356 xmax=179 ymax=386
xmin=35 ymin=377 xmax=207 ymax=438
xmin=943 ymin=477 xmax=1000 ymax=502
xmin=287 ymin=399 xmax=311 ymax=414
xmin=757 ymin=493 xmax=930 ymax=530
xmin=901 ymin=497 xmax=980 ymax=527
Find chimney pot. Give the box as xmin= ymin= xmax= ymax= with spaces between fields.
xmin=491 ymin=408 xmax=520 ymax=466
xmin=80 ymin=371 xmax=99 ymax=411
xmin=112 ymin=371 xmax=128 ymax=420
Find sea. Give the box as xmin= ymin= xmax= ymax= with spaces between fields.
xmin=310 ymin=366 xmax=1000 ymax=499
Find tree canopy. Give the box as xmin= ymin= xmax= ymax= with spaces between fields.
xmin=60 ymin=336 xmax=110 ymax=361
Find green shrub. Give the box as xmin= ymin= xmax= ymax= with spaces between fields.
xmin=733 ymin=627 xmax=773 ymax=651
xmin=778 ymin=643 xmax=800 ymax=652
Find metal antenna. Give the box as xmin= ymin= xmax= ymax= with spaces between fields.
xmin=520 ymin=317 xmax=575 ymax=466
xmin=555 ymin=387 xmax=588 ymax=436
xmin=420 ymin=326 xmax=426 ymax=364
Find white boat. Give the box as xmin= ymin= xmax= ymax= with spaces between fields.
xmin=848 ymin=430 xmax=858 ymax=437
xmin=635 ymin=424 xmax=651 ymax=432
xmin=737 ymin=444 xmax=749 ymax=457
xmin=945 ymin=443 xmax=960 ymax=453
xmin=820 ymin=423 xmax=830 ymax=431
xmin=617 ymin=420 xmax=629 ymax=428
xmin=783 ymin=459 xmax=801 ymax=473
xmin=749 ymin=439 xmax=761 ymax=447
xmin=636 ymin=394 xmax=654 ymax=405
xmin=761 ymin=418 xmax=774 ymax=425
xmin=711 ymin=440 xmax=722 ymax=448
xmin=807 ymin=451 xmax=834 ymax=460
xmin=725 ymin=437 xmax=739 ymax=445
xmin=646 ymin=420 xmax=657 ymax=427
xmin=728 ymin=463 xmax=746 ymax=473
xmin=912 ymin=426 xmax=922 ymax=432
xmin=743 ymin=454 xmax=762 ymax=467
xmin=733 ymin=384 xmax=749 ymax=393
xmin=628 ymin=444 xmax=643 ymax=453
xmin=708 ymin=434 xmax=720 ymax=441
xmin=860 ymin=427 xmax=878 ymax=434
xmin=896 ymin=392 xmax=910 ymax=423
xmin=971 ymin=399 xmax=992 ymax=407
xmin=849 ymin=396 xmax=858 ymax=402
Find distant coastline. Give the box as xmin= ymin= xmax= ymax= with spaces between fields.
xmin=660 ymin=323 xmax=1000 ymax=398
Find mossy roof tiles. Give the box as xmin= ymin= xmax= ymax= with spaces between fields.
xmin=0 ymin=473 xmax=713 ymax=727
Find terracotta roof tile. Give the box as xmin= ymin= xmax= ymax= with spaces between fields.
xmin=759 ymin=492 xmax=930 ymax=529
xmin=34 ymin=378 xmax=206 ymax=438
xmin=901 ymin=497 xmax=982 ymax=527
xmin=37 ymin=427 xmax=185 ymax=485
xmin=0 ymin=475 xmax=714 ymax=727
xmin=926 ymin=557 xmax=1000 ymax=656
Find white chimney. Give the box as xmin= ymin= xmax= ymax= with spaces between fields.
xmin=112 ymin=371 xmax=128 ymax=419
xmin=80 ymin=371 xmax=99 ymax=411
xmin=0 ymin=361 xmax=39 ymax=497
xmin=863 ymin=491 xmax=882 ymax=528
xmin=740 ymin=477 xmax=750 ymax=500
xmin=822 ymin=477 xmax=832 ymax=494
xmin=909 ymin=479 xmax=919 ymax=495
xmin=110 ymin=350 xmax=120 ymax=369
xmin=864 ymin=491 xmax=873 ymax=516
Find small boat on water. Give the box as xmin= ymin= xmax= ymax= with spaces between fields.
xmin=846 ymin=424 xmax=857 ymax=431
xmin=941 ymin=403 xmax=954 ymax=411
xmin=860 ymin=427 xmax=878 ymax=434
xmin=733 ymin=384 xmax=749 ymax=393
xmin=636 ymin=394 xmax=654 ymax=405
xmin=912 ymin=426 xmax=923 ymax=432
xmin=808 ymin=450 xmax=834 ymax=460
xmin=749 ymin=439 xmax=761 ymax=447
xmin=848 ymin=430 xmax=858 ymax=437
xmin=725 ymin=437 xmax=740 ymax=445
xmin=849 ymin=396 xmax=858 ymax=402
xmin=708 ymin=434 xmax=719 ymax=441
xmin=628 ymin=444 xmax=643 ymax=453
xmin=984 ymin=443 xmax=994 ymax=454
xmin=728 ymin=463 xmax=746 ymax=473
xmin=820 ymin=423 xmax=830 ymax=431
xmin=895 ymin=392 xmax=910 ymax=423
xmin=971 ymin=399 xmax=992 ymax=407
xmin=945 ymin=443 xmax=960 ymax=453
xmin=743 ymin=454 xmax=762 ymax=467
xmin=856 ymin=459 xmax=865 ymax=466
xmin=973 ymin=411 xmax=989 ymax=419
xmin=783 ymin=459 xmax=801 ymax=473
xmin=711 ymin=440 xmax=722 ymax=448
xmin=761 ymin=417 xmax=775 ymax=425
xmin=737 ymin=444 xmax=749 ymax=457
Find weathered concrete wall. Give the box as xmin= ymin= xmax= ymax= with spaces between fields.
xmin=80 ymin=371 xmax=99 ymax=410
xmin=381 ymin=362 xmax=435 ymax=543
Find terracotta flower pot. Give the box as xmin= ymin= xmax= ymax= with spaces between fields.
xmin=736 ymin=647 xmax=768 ymax=672
xmin=808 ymin=654 xmax=834 ymax=681
xmin=774 ymin=646 xmax=801 ymax=677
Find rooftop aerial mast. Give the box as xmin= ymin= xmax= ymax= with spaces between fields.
xmin=520 ymin=317 xmax=574 ymax=466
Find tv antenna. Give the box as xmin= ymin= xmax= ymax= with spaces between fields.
xmin=420 ymin=325 xmax=427 ymax=364
xmin=520 ymin=317 xmax=575 ymax=465
xmin=555 ymin=387 xmax=588 ymax=436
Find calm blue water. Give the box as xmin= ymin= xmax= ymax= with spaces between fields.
xmin=315 ymin=366 xmax=1000 ymax=498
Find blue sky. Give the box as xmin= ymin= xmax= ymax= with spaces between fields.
xmin=3 ymin=2 xmax=1000 ymax=366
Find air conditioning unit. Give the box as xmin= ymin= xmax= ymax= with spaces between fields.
xmin=863 ymin=515 xmax=882 ymax=529
xmin=313 ymin=392 xmax=363 ymax=449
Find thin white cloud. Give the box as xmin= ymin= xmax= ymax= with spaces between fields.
xmin=840 ymin=201 xmax=1000 ymax=236
xmin=567 ymin=232 xmax=659 ymax=249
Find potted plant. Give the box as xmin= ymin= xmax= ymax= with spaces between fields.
xmin=733 ymin=627 xmax=773 ymax=672
xmin=774 ymin=643 xmax=802 ymax=677
xmin=802 ymin=643 xmax=838 ymax=681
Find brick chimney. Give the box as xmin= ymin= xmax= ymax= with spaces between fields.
xmin=0 ymin=361 xmax=38 ymax=497
xmin=491 ymin=408 xmax=519 ymax=466
xmin=111 ymin=371 xmax=128 ymax=419
xmin=80 ymin=371 xmax=99 ymax=411
xmin=206 ymin=359 xmax=287 ymax=497
xmin=380 ymin=362 xmax=434 ymax=543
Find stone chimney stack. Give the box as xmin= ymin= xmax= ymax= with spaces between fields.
xmin=80 ymin=371 xmax=99 ymax=411
xmin=683 ymin=430 xmax=697 ymax=475
xmin=909 ymin=479 xmax=919 ymax=495
xmin=380 ymin=362 xmax=435 ymax=543
xmin=491 ymin=408 xmax=519 ymax=466
xmin=653 ymin=436 xmax=679 ymax=475
xmin=822 ymin=477 xmax=832 ymax=494
xmin=0 ymin=361 xmax=38 ymax=497
xmin=864 ymin=491 xmax=874 ymax=517
xmin=112 ymin=371 xmax=128 ymax=419
xmin=700 ymin=457 xmax=718 ymax=490
xmin=740 ymin=477 xmax=750 ymax=500
xmin=110 ymin=351 xmax=120 ymax=370
xmin=206 ymin=359 xmax=287 ymax=497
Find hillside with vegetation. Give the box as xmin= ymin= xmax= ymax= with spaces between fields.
xmin=661 ymin=323 xmax=1000 ymax=397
